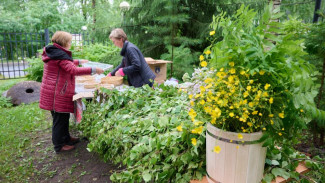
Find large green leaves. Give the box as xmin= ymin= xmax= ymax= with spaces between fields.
xmin=79 ymin=85 xmax=206 ymax=182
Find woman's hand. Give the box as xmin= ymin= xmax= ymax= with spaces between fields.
xmin=96 ymin=68 xmax=104 ymax=74
xmin=115 ymin=71 xmax=122 ymax=77
xmin=80 ymin=60 xmax=89 ymax=64
xmin=107 ymin=73 xmax=112 ymax=77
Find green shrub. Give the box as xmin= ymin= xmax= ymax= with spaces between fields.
xmin=0 ymin=96 xmax=12 ymax=108
xmin=160 ymin=45 xmax=199 ymax=81
xmin=24 ymin=57 xmax=44 ymax=82
xmin=79 ymin=86 xmax=205 ymax=182
xmin=72 ymin=43 xmax=121 ymax=67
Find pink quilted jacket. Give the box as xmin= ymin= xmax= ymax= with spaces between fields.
xmin=39 ymin=43 xmax=92 ymax=113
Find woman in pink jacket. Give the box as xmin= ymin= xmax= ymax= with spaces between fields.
xmin=39 ymin=31 xmax=104 ymax=153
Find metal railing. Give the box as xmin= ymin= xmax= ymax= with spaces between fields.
xmin=0 ymin=29 xmax=92 ymax=79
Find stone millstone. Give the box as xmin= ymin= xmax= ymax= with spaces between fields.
xmin=6 ymin=81 xmax=41 ymax=105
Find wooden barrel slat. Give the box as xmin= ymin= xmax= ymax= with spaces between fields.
xmin=206 ymin=123 xmax=266 ymax=183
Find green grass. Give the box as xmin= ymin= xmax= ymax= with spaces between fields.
xmin=0 ymin=79 xmax=48 ymax=182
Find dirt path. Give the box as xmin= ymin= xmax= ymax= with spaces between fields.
xmin=27 ymin=123 xmax=118 ymax=183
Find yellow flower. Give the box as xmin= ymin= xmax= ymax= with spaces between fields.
xmin=176 ymin=125 xmax=183 ymax=132
xmin=264 ymin=83 xmax=271 ymax=90
xmin=278 ymin=132 xmax=282 ymax=136
xmin=259 ymin=70 xmax=265 ymax=75
xmin=228 ymin=75 xmax=234 ymax=83
xmin=248 ymin=102 xmax=254 ymax=107
xmin=190 ymin=101 xmax=194 ymax=106
xmin=204 ymin=78 xmax=213 ymax=83
xmin=300 ymin=109 xmax=304 ymax=113
xmin=191 ymin=138 xmax=197 ymax=146
xmin=191 ymin=126 xmax=203 ymax=134
xmin=238 ymin=133 xmax=243 ymax=139
xmin=282 ymin=128 xmax=284 ymax=131
xmin=262 ymin=92 xmax=268 ymax=97
xmin=278 ymin=112 xmax=284 ymax=118
xmin=214 ymin=146 xmax=221 ymax=153
xmin=199 ymin=55 xmax=204 ymax=61
xmin=263 ymin=128 xmax=266 ymax=131
xmin=200 ymin=86 xmax=206 ymax=92
xmin=243 ymin=91 xmax=249 ymax=98
xmin=188 ymin=108 xmax=197 ymax=118
xmin=247 ymin=122 xmax=253 ymax=127
xmin=229 ymin=68 xmax=236 ymax=74
xmin=229 ymin=62 xmax=235 ymax=67
xmin=194 ymin=121 xmax=203 ymax=126
xmin=269 ymin=97 xmax=273 ymax=104
xmin=205 ymin=50 xmax=211 ymax=55
xmin=270 ymin=119 xmax=274 ymax=125
xmin=211 ymin=107 xmax=222 ymax=118
xmin=249 ymin=80 xmax=254 ymax=84
xmin=259 ymin=113 xmax=263 ymax=116
xmin=204 ymin=106 xmax=212 ymax=113
xmin=189 ymin=94 xmax=193 ymax=99
xmin=252 ymin=111 xmax=258 ymax=115
xmin=247 ymin=86 xmax=252 ymax=91
xmin=269 ymin=114 xmax=274 ymax=118
xmin=200 ymin=100 xmax=205 ymax=105
xmin=210 ymin=30 xmax=215 ymax=36
xmin=201 ymin=61 xmax=208 ymax=67
xmin=240 ymin=70 xmax=246 ymax=75
xmin=229 ymin=112 xmax=235 ymax=117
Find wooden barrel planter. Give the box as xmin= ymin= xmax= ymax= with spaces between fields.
xmin=206 ymin=123 xmax=266 ymax=183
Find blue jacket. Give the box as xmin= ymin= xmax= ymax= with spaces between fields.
xmin=111 ymin=41 xmax=156 ymax=87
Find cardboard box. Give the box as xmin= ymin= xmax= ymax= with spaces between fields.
xmin=145 ymin=57 xmax=172 ymax=81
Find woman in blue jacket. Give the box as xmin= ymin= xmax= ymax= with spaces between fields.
xmin=107 ymin=28 xmax=156 ymax=87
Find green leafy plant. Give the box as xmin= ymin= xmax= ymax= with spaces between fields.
xmin=25 ymin=56 xmax=43 ymax=82
xmin=0 ymin=95 xmax=12 ymax=108
xmin=78 ymin=85 xmax=205 ymax=182
xmin=303 ymin=19 xmax=325 ymax=147
xmin=183 ymin=4 xmax=325 ymax=182
xmin=72 ymin=43 xmax=121 ymax=67
xmin=189 ymin=3 xmax=321 ymax=145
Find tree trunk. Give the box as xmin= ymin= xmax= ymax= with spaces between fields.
xmin=320 ymin=130 xmax=324 ymax=146
xmin=313 ymin=0 xmax=322 ymax=23
xmin=92 ymin=0 xmax=96 ymax=30
xmin=81 ymin=0 xmax=87 ymax=21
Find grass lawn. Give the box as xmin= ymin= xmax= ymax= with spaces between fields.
xmin=0 ymin=79 xmax=117 ymax=183
xmin=0 ymin=79 xmax=49 ymax=182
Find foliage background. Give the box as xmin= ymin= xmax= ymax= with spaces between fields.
xmin=2 ymin=0 xmax=325 ymax=80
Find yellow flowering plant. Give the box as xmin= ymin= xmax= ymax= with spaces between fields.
xmin=181 ymin=5 xmax=323 ymax=150
xmin=189 ymin=65 xmax=281 ymax=134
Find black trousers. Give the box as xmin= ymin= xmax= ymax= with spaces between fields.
xmin=51 ymin=111 xmax=71 ymax=152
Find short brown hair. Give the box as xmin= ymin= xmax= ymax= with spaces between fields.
xmin=109 ymin=28 xmax=128 ymax=42
xmin=51 ymin=31 xmax=72 ymax=48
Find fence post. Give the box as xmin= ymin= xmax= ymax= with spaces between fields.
xmin=45 ymin=28 xmax=49 ymax=45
